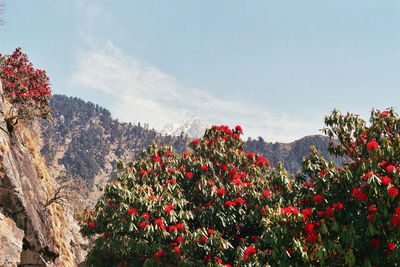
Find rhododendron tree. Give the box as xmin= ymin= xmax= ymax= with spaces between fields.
xmin=79 ymin=125 xmax=291 ymax=266
xmin=0 ymin=47 xmax=52 ymax=129
xmin=257 ymin=109 xmax=400 ymax=266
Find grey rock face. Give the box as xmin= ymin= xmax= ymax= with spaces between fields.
xmin=0 ymin=81 xmax=87 ymax=266
xmin=0 ymin=211 xmax=24 ymax=266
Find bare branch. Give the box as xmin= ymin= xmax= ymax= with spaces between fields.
xmin=44 ymin=179 xmax=81 ymax=208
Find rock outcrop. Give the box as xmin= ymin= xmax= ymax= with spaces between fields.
xmin=0 ymin=81 xmax=87 ymax=266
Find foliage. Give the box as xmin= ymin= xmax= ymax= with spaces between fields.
xmin=259 ymin=109 xmax=400 ymax=266
xmin=0 ymin=47 xmax=52 ymax=127
xmin=79 ymin=125 xmax=286 ymax=266
xmin=80 ymin=108 xmax=400 ymax=266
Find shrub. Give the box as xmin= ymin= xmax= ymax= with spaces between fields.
xmin=0 ymin=47 xmax=52 ymax=129
xmin=79 ymin=125 xmax=291 ymax=266
xmin=258 ymin=109 xmax=400 ymax=266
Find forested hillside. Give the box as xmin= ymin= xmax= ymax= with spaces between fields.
xmin=39 ymin=95 xmax=189 ymax=202
xmin=39 ymin=95 xmax=341 ymax=203
xmin=246 ymin=135 xmax=342 ymax=173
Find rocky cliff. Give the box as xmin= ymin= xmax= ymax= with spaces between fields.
xmin=0 ymin=82 xmax=87 ymax=266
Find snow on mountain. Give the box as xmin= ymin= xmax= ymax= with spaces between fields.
xmin=161 ymin=117 xmax=209 ymax=138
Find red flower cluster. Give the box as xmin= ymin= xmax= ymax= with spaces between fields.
xmin=244 ymin=246 xmax=257 ymax=260
xmin=0 ymin=47 xmax=52 ymax=119
xmin=352 ymin=188 xmax=368 ymax=201
xmin=281 ymin=206 xmax=299 ymax=215
xmin=367 ymin=140 xmax=378 ymax=150
xmin=313 ymin=194 xmax=324 ymax=204
xmin=388 ymin=187 xmax=398 ymax=197
xmin=164 ymin=205 xmax=175 ymax=213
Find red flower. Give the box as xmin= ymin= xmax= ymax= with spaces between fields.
xmin=207 ymin=180 xmax=215 ymax=186
xmin=305 ymin=223 xmax=315 ymax=233
xmin=173 ymin=246 xmax=181 ymax=254
xmin=313 ymin=194 xmax=323 ymax=204
xmin=215 ymin=258 xmax=223 ymax=264
xmin=141 ymin=213 xmax=149 ymax=220
xmin=185 ymin=172 xmax=193 ymax=178
xmin=103 ymin=232 xmax=110 ymax=237
xmin=371 ymin=238 xmax=380 ymax=248
xmin=207 ymin=229 xmax=215 ymax=234
xmin=128 ymin=208 xmax=136 ymax=215
xmin=176 ymin=236 xmax=183 ymax=243
xmin=235 ymin=125 xmax=243 ymax=133
xmin=235 ymin=197 xmax=244 ymax=205
xmin=88 ymin=222 xmax=95 ymax=228
xmin=154 ymin=219 xmax=164 ymax=226
xmin=381 ymin=110 xmax=390 ymax=117
xmin=387 ymin=165 xmax=395 ymax=173
xmin=367 ymin=140 xmax=378 ymax=150
xmin=387 ymin=242 xmax=396 ymax=251
xmin=388 ymin=187 xmax=399 ymax=197
xmin=334 ymin=202 xmax=343 ymax=210
xmin=244 ymin=246 xmax=257 ymax=260
xmin=381 ymin=176 xmax=392 ymax=185
xmin=352 ymin=188 xmax=368 ymax=201
xmin=216 ymin=188 xmax=226 ymax=195
xmin=263 ymin=190 xmax=271 ymax=198
xmin=302 ymin=208 xmax=312 ymax=221
xmin=256 ymin=156 xmax=267 ymax=166
xmin=368 ymin=205 xmax=377 ymax=214
xmin=165 ymin=205 xmax=175 ymax=213
xmin=306 ymin=233 xmax=318 ymax=243
xmin=392 ymin=215 xmax=400 ymax=227
xmin=233 ymin=134 xmax=239 ymax=139
xmin=201 ymin=165 xmax=209 ymax=171
xmin=224 ymin=200 xmax=236 ymax=207
xmin=199 ymin=236 xmax=208 ymax=243
xmin=176 ymin=223 xmax=184 ymax=231
xmin=155 ymin=249 xmax=165 ymax=257
xmin=192 ymin=139 xmax=200 ymax=145
xmin=169 ymin=225 xmax=177 ymax=232
xmin=140 ymin=222 xmax=149 ymax=229
xmin=396 ymin=206 xmax=400 ymax=216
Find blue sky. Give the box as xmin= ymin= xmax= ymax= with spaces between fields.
xmin=1 ymin=0 xmax=399 ymax=141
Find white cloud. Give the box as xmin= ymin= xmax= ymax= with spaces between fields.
xmin=70 ymin=39 xmax=322 ymax=142
xmin=70 ymin=1 xmax=322 ymax=142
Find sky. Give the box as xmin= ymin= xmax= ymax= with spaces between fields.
xmin=0 ymin=0 xmax=399 ymax=142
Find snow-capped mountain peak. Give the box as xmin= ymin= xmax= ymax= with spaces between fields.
xmin=161 ymin=117 xmax=208 ymax=138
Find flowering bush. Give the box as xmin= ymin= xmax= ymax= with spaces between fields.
xmin=79 ymin=125 xmax=291 ymax=266
xmin=0 ymin=47 xmax=52 ymax=127
xmin=258 ymin=109 xmax=400 ymax=266
xmin=80 ymin=109 xmax=400 ymax=266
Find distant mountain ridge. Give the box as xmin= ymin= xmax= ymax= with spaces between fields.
xmin=39 ymin=95 xmax=340 ymax=204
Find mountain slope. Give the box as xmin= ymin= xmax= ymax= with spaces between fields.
xmin=39 ymin=95 xmax=190 ymax=203
xmin=246 ymin=135 xmax=342 ymax=173
xmin=39 ymin=95 xmax=340 ymax=204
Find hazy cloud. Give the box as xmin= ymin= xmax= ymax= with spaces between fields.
xmin=70 ymin=39 xmax=322 ymax=142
